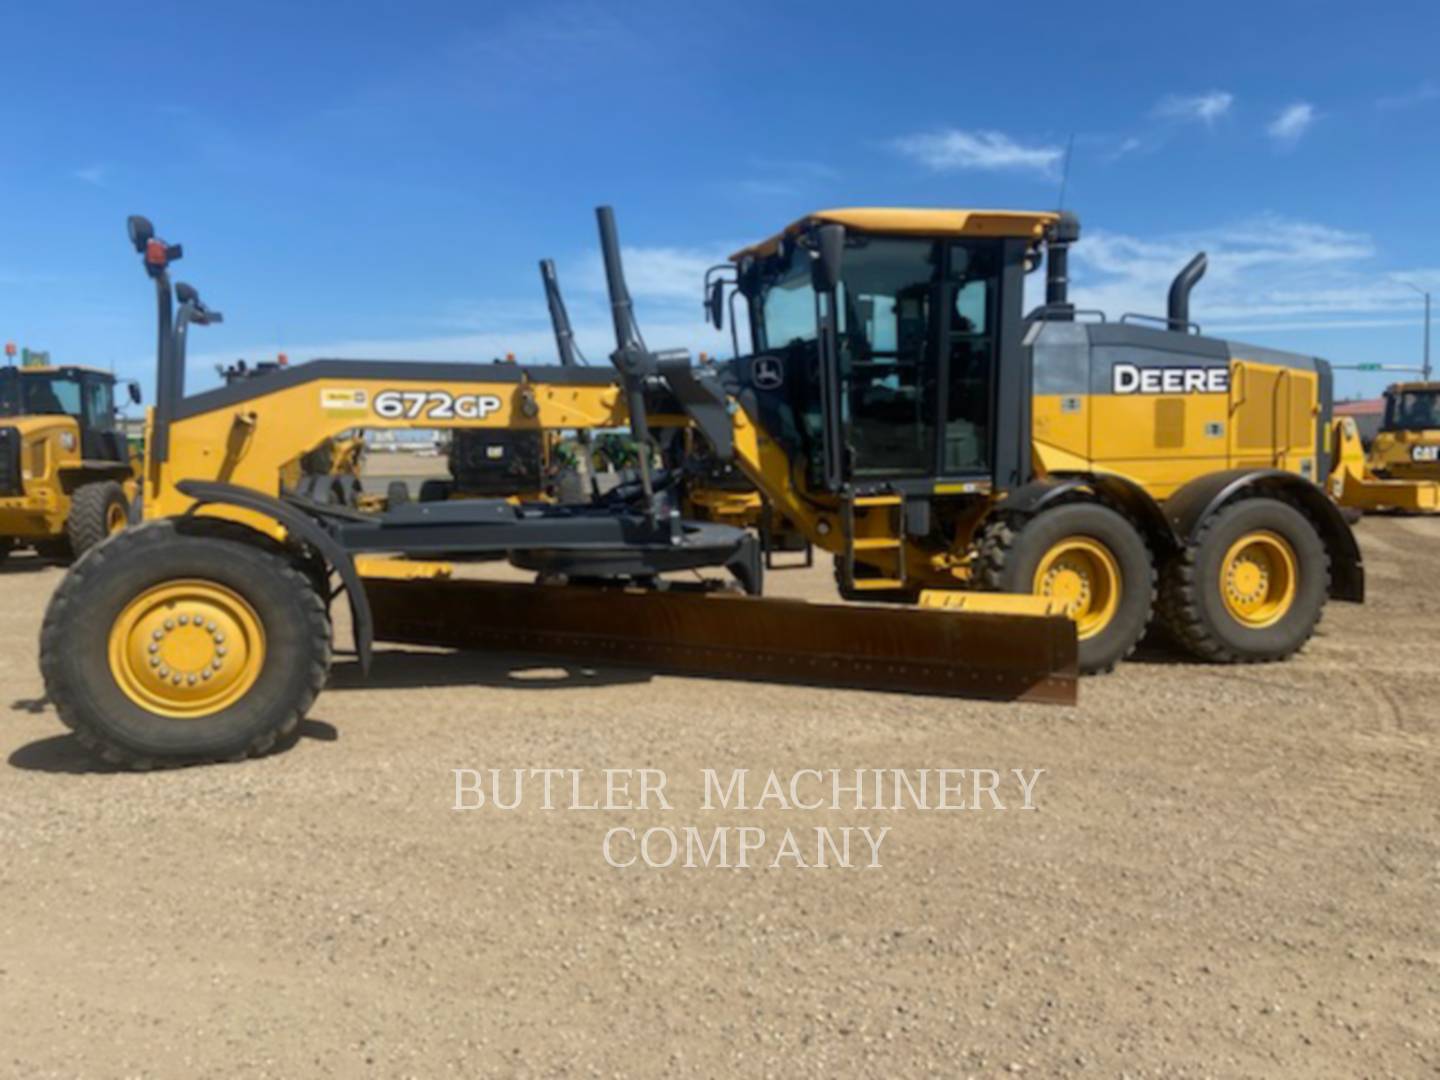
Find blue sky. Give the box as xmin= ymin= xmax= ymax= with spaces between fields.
xmin=2 ymin=0 xmax=1437 ymax=402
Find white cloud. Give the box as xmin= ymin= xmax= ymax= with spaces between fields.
xmin=1377 ymin=81 xmax=1440 ymax=110
xmin=1152 ymin=91 xmax=1234 ymax=126
xmin=73 ymin=165 xmax=107 ymax=186
xmin=574 ymin=244 xmax=736 ymax=303
xmin=891 ymin=129 xmax=1064 ymax=176
xmin=1266 ymin=103 xmax=1316 ymax=146
xmin=1040 ymin=215 xmax=1437 ymax=335
xmin=178 ymin=242 xmax=748 ymax=388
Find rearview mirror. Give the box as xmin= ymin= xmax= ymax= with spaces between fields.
xmin=127 ymin=215 xmax=154 ymax=253
xmin=811 ymin=224 xmax=845 ymax=293
xmin=127 ymin=381 xmax=142 ymax=405
xmin=706 ymin=279 xmax=725 ymax=330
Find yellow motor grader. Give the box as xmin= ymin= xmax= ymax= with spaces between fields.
xmin=39 ymin=206 xmax=1365 ymax=767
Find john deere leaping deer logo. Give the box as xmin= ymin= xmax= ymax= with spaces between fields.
xmin=752 ymin=355 xmax=784 ymax=390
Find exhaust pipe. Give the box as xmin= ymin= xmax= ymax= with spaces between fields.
xmin=1044 ymin=211 xmax=1081 ymax=318
xmin=1167 ymin=252 xmax=1207 ymax=332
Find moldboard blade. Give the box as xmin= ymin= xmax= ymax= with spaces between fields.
xmin=362 ymin=579 xmax=1078 ymax=705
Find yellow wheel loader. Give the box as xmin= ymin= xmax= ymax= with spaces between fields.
xmin=1367 ymin=382 xmax=1440 ymax=479
xmin=0 ymin=364 xmax=140 ymax=561
xmin=1325 ymin=384 xmax=1440 ymax=514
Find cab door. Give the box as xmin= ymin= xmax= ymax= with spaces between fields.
xmin=837 ymin=238 xmax=943 ymax=480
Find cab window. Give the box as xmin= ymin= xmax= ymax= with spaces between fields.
xmin=23 ymin=374 xmax=82 ymax=416
xmin=83 ymin=377 xmax=116 ymax=431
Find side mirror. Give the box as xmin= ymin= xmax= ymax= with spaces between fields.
xmin=706 ymin=279 xmax=725 ymax=330
xmin=811 ymin=224 xmax=845 ymax=293
xmin=127 ymin=215 xmax=154 ymax=253
xmin=127 ymin=381 xmax=142 ymax=405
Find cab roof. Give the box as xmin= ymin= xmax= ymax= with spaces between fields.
xmin=1386 ymin=381 xmax=1440 ymax=393
xmin=1 ymin=364 xmax=114 ymax=379
xmin=730 ymin=207 xmax=1061 ymax=261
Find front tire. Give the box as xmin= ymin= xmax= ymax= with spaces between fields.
xmin=66 ymin=481 xmax=130 ymax=556
xmin=977 ymin=502 xmax=1154 ymax=674
xmin=40 ymin=520 xmax=332 ymax=768
xmin=1159 ymin=497 xmax=1327 ymax=663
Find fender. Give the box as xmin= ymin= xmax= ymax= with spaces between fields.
xmin=999 ymin=473 xmax=1181 ymax=557
xmin=1164 ymin=469 xmax=1363 ymax=603
xmin=175 ymin=479 xmax=374 ymax=672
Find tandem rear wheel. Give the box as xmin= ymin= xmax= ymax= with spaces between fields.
xmin=40 ymin=520 xmax=332 ymax=768
xmin=1159 ymin=496 xmax=1328 ymax=663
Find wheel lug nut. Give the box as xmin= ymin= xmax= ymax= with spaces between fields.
xmin=164 ymin=619 xmax=174 ymax=630
xmin=179 ymin=615 xmax=190 ymax=626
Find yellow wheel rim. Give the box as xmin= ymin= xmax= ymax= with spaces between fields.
xmin=1220 ymin=530 xmax=1296 ymax=628
xmin=1032 ymin=538 xmax=1121 ymax=640
xmin=106 ymin=502 xmax=128 ymax=536
xmin=107 ymin=580 xmax=266 ymax=719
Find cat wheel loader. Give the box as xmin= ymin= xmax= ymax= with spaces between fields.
xmin=39 ymin=209 xmax=1086 ymax=768
xmin=1324 ymin=383 xmax=1440 ymax=513
xmin=1367 ymin=383 xmax=1440 ymax=480
xmin=0 ymin=364 xmax=140 ymax=562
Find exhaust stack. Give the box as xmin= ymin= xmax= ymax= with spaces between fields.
xmin=1167 ymin=252 xmax=1207 ymax=332
xmin=1044 ymin=211 xmax=1081 ymax=319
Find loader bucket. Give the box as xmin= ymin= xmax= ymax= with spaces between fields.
xmin=362 ymin=578 xmax=1078 ymax=705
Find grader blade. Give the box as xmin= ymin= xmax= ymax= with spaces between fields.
xmin=363 ymin=579 xmax=1078 ymax=705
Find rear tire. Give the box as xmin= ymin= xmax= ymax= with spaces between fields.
xmin=40 ymin=520 xmax=332 ymax=768
xmin=1159 ymin=497 xmax=1327 ymax=663
xmin=66 ymin=481 xmax=130 ymax=556
xmin=977 ymin=502 xmax=1154 ymax=674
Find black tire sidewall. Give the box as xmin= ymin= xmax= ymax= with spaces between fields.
xmin=1190 ymin=499 xmax=1326 ymax=658
xmin=48 ymin=528 xmax=324 ymax=761
xmin=66 ymin=481 xmax=128 ymax=553
xmin=998 ymin=503 xmax=1153 ymax=673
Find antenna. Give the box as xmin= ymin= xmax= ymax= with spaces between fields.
xmin=1056 ymin=133 xmax=1076 ymax=210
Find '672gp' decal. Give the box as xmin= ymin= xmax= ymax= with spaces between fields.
xmin=372 ymin=390 xmax=504 ymax=421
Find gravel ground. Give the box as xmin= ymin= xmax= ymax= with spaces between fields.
xmin=1 ymin=516 xmax=1437 ymax=1078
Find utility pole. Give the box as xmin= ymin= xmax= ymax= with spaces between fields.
xmin=1401 ymin=281 xmax=1432 ymax=381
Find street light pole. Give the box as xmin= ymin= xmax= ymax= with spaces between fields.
xmin=1402 ymin=281 xmax=1432 ymax=381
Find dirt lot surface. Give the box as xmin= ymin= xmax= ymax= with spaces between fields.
xmin=2 ymin=516 xmax=1437 ymax=1079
